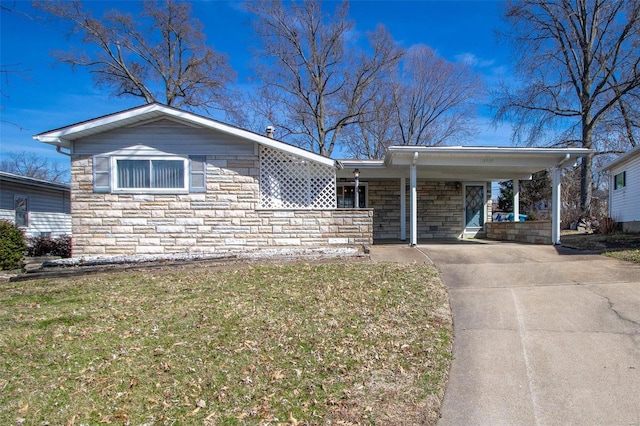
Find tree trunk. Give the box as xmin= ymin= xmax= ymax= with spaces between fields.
xmin=580 ymin=123 xmax=593 ymax=216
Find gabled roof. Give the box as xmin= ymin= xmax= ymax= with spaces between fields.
xmin=0 ymin=171 xmax=70 ymax=191
xmin=602 ymin=145 xmax=640 ymax=171
xmin=33 ymin=103 xmax=338 ymax=168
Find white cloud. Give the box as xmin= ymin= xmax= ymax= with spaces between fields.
xmin=455 ymin=52 xmax=495 ymax=68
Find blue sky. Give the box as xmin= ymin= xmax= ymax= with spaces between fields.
xmin=1 ymin=0 xmax=513 ymax=175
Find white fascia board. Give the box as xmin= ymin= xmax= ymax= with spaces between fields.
xmin=148 ymin=106 xmax=336 ymax=168
xmin=32 ymin=135 xmax=70 ymax=148
xmin=34 ymin=104 xmax=161 ymax=139
xmin=386 ymin=145 xmax=590 ymax=156
xmin=33 ymin=103 xmax=337 ymax=168
xmin=338 ymin=159 xmax=386 ymax=169
xmin=602 ymin=145 xmax=640 ymax=171
xmin=385 ymin=146 xmax=591 ymax=167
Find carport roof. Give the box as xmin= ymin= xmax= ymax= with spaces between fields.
xmin=338 ymin=146 xmax=590 ymax=180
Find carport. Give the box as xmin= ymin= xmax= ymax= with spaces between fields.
xmin=337 ymin=146 xmax=590 ymax=245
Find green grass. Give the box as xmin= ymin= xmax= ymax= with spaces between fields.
xmin=562 ymin=232 xmax=640 ymax=263
xmin=605 ymin=249 xmax=640 ymax=263
xmin=0 ymin=262 xmax=452 ymax=425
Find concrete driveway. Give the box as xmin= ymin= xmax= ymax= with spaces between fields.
xmin=413 ymin=241 xmax=640 ymax=425
xmin=405 ymin=241 xmax=640 ymax=425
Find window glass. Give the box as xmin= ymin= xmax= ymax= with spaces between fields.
xmin=116 ymin=159 xmax=185 ymax=190
xmin=336 ymin=184 xmax=366 ymax=208
xmin=152 ymin=160 xmax=184 ymax=188
xmin=614 ymin=171 xmax=626 ymax=190
xmin=118 ymin=160 xmax=150 ymax=189
xmin=15 ymin=196 xmax=27 ymax=227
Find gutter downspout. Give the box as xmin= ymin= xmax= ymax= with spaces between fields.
xmin=56 ymin=146 xmax=71 ymax=157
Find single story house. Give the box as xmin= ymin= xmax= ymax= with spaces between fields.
xmin=0 ymin=171 xmax=71 ymax=238
xmin=603 ymin=145 xmax=640 ymax=232
xmin=33 ymin=103 xmax=589 ymax=256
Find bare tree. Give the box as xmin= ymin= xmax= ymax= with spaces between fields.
xmin=494 ymin=0 xmax=640 ymax=216
xmin=342 ymin=80 xmax=398 ymax=159
xmin=35 ymin=0 xmax=236 ymax=113
xmin=246 ymin=0 xmax=403 ymax=157
xmin=342 ymin=45 xmax=483 ymax=159
xmin=0 ymin=151 xmax=69 ymax=182
xmin=392 ymin=45 xmax=483 ymax=147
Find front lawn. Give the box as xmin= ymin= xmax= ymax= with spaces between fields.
xmin=561 ymin=232 xmax=640 ymax=263
xmin=0 ymin=262 xmax=452 ymax=425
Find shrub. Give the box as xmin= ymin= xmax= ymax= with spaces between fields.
xmin=598 ymin=217 xmax=616 ymax=235
xmin=51 ymin=235 xmax=72 ymax=258
xmin=25 ymin=234 xmax=72 ymax=258
xmin=26 ymin=235 xmax=56 ymax=257
xmin=0 ymin=220 xmax=26 ymax=270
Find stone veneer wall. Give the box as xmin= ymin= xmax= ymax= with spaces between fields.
xmin=366 ymin=180 xmax=406 ymax=240
xmin=486 ymin=221 xmax=552 ymax=245
xmin=367 ymin=180 xmax=464 ymax=240
xmin=71 ymin=154 xmax=372 ymax=256
xmin=417 ymin=181 xmax=465 ymax=239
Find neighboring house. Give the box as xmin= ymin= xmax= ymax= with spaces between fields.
xmin=603 ymin=145 xmax=640 ymax=232
xmin=33 ymin=103 xmax=589 ymax=256
xmin=0 ymin=171 xmax=71 ymax=238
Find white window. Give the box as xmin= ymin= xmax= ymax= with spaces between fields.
xmin=116 ymin=158 xmax=185 ymax=190
xmin=614 ymin=171 xmax=626 ymax=190
xmin=14 ymin=196 xmax=28 ymax=227
xmin=93 ymin=155 xmax=206 ymax=194
xmin=337 ymin=183 xmax=367 ymax=208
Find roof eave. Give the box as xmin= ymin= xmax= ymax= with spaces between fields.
xmin=0 ymin=171 xmax=70 ymax=191
xmin=602 ymin=145 xmax=640 ymax=171
xmin=33 ymin=135 xmax=70 ymax=149
xmin=33 ymin=103 xmax=338 ymax=169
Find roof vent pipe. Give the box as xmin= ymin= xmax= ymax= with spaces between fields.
xmin=266 ymin=126 xmax=275 ymax=139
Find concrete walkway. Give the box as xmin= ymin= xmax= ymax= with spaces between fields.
xmin=372 ymin=241 xmax=640 ymax=425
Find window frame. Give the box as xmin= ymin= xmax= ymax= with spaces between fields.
xmin=336 ymin=182 xmax=368 ymax=208
xmin=614 ymin=171 xmax=626 ymax=190
xmin=14 ymin=195 xmax=28 ymax=228
xmin=111 ymin=156 xmax=189 ymax=194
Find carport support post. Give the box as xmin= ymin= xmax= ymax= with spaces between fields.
xmin=552 ymin=166 xmax=561 ymax=244
xmin=513 ymin=179 xmax=520 ymax=221
xmin=400 ymin=177 xmax=406 ymax=241
xmin=410 ymin=152 xmax=418 ymax=246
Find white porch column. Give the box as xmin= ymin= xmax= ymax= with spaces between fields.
xmin=400 ymin=177 xmax=406 ymax=241
xmin=410 ymin=153 xmax=418 ymax=246
xmin=513 ymin=179 xmax=520 ymax=222
xmin=552 ymin=166 xmax=562 ymax=244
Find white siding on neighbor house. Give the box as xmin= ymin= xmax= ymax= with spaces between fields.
xmin=0 ymin=209 xmax=13 ymax=222
xmin=0 ymin=179 xmax=72 ymax=237
xmin=26 ymin=212 xmax=72 ymax=237
xmin=609 ymin=157 xmax=640 ymax=222
xmin=72 ymin=119 xmax=256 ymax=156
xmin=0 ymin=209 xmax=72 ymax=238
xmin=1 ymin=181 xmax=70 ymax=214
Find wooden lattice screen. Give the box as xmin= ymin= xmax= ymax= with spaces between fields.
xmin=259 ymin=146 xmax=336 ymax=209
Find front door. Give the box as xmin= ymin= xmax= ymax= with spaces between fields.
xmin=464 ymin=184 xmax=485 ymax=232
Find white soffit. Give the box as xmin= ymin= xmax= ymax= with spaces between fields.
xmin=337 ymin=146 xmax=591 ymax=181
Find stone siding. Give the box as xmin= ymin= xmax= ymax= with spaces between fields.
xmin=486 ymin=221 xmax=552 ymax=245
xmin=367 ymin=180 xmax=464 ymax=240
xmin=367 ymin=180 xmax=406 ymax=240
xmin=71 ymin=154 xmax=372 ymax=256
xmin=417 ymin=181 xmax=464 ymax=239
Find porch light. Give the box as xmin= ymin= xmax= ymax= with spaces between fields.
xmin=353 ymin=168 xmax=360 ymax=209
